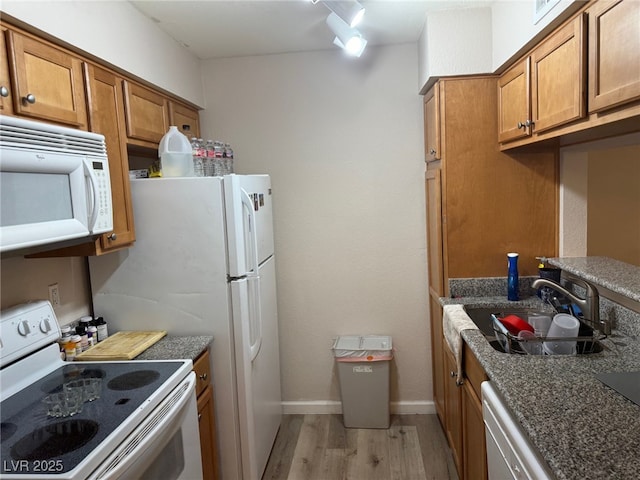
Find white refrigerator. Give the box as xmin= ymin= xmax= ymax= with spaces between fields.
xmin=89 ymin=174 xmax=282 ymax=480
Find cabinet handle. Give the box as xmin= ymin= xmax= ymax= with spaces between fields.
xmin=23 ymin=94 xmax=36 ymax=104
xmin=0 ymin=86 xmax=8 ymax=98
xmin=517 ymin=120 xmax=534 ymax=129
xmin=107 ymin=233 xmax=117 ymax=241
xmin=429 ymin=148 xmax=436 ymax=156
xmin=198 ymin=413 xmax=202 ymax=421
xmin=199 ymin=373 xmax=208 ymax=381
xmin=449 ymin=370 xmax=456 ymax=378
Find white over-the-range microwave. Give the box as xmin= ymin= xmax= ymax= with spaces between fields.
xmin=0 ymin=115 xmax=113 ymax=254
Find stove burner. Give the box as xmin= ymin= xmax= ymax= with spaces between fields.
xmin=10 ymin=420 xmax=99 ymax=461
xmin=41 ymin=367 xmax=106 ymax=394
xmin=1 ymin=423 xmax=17 ymax=442
xmin=107 ymin=370 xmax=160 ymax=391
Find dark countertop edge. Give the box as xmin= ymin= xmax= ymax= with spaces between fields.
xmin=547 ymin=256 xmax=640 ymax=303
xmin=134 ymin=335 xmax=213 ymax=361
xmin=445 ymin=295 xmax=640 ymax=480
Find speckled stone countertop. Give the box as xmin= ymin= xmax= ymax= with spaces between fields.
xmin=134 ymin=335 xmax=213 ymax=361
xmin=547 ymin=256 xmax=640 ymax=303
xmin=442 ymin=289 xmax=640 ymax=479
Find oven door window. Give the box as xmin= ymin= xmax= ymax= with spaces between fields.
xmin=139 ymin=430 xmax=185 ymax=480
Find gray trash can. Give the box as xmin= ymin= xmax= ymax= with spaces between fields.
xmin=332 ymin=335 xmax=393 ymax=429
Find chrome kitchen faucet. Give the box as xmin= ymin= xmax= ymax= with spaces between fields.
xmin=531 ymin=277 xmax=610 ymax=335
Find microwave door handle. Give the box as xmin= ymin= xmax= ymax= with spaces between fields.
xmin=83 ymin=158 xmax=100 ymax=231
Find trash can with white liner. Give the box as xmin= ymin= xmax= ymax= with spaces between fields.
xmin=332 ymin=335 xmax=393 ymax=429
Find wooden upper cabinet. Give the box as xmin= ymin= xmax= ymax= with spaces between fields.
xmin=169 ymin=101 xmax=200 ymax=139
xmin=0 ymin=27 xmax=13 ymax=115
xmin=123 ymin=80 xmax=169 ymax=146
xmin=85 ymin=64 xmax=136 ymax=253
xmin=424 ymin=84 xmax=441 ymax=162
xmin=531 ymin=14 xmax=587 ymax=133
xmin=4 ymin=30 xmax=87 ymax=128
xmin=588 ymin=0 xmax=640 ymax=113
xmin=497 ymin=57 xmax=531 ymax=143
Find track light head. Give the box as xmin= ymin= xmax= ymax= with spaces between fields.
xmin=323 ymin=1 xmax=365 ymax=28
xmin=326 ymin=12 xmax=367 ymax=57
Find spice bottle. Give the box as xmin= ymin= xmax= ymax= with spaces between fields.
xmin=87 ymin=326 xmax=98 ymax=347
xmin=94 ymin=317 xmax=109 ymax=342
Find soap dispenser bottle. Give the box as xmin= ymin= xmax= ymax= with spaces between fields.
xmin=507 ymin=252 xmax=519 ymax=301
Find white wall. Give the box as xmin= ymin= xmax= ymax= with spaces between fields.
xmin=417 ymin=0 xmax=583 ymax=92
xmin=491 ymin=0 xmax=582 ymax=70
xmin=1 ymin=1 xmax=204 ymax=106
xmin=199 ymin=44 xmax=431 ymax=412
xmin=418 ymin=7 xmax=493 ymax=92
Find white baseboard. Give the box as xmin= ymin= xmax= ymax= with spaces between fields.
xmin=281 ymin=400 xmax=435 ymax=415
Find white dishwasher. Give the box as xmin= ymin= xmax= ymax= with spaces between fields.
xmin=481 ymin=381 xmax=554 ymax=480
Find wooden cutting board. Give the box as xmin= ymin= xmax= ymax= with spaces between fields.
xmin=75 ymin=331 xmax=167 ymax=361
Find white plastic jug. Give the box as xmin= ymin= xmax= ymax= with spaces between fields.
xmin=159 ymin=126 xmax=193 ymax=177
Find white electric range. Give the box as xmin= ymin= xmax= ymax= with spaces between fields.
xmin=0 ymin=301 xmax=203 ymax=480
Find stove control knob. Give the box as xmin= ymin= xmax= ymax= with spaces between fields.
xmin=40 ymin=318 xmax=52 ymax=333
xmin=17 ymin=320 xmax=31 ymax=336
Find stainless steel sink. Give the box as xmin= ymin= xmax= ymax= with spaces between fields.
xmin=463 ymin=306 xmax=604 ymax=355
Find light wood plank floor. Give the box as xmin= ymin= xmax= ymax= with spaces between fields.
xmin=262 ymin=414 xmax=459 ymax=480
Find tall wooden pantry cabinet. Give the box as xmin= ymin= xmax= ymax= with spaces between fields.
xmin=424 ymin=76 xmax=558 ymax=479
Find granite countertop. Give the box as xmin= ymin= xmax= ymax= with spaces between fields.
xmin=134 ymin=335 xmax=213 ymax=361
xmin=446 ymin=293 xmax=640 ymax=480
xmin=547 ymin=257 xmax=640 ymax=304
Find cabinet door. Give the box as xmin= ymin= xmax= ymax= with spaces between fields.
xmin=444 ymin=345 xmax=463 ymax=478
xmin=193 ymin=348 xmax=212 ymax=398
xmin=497 ymin=58 xmax=531 ymax=142
xmin=85 ymin=64 xmax=136 ymax=252
xmin=197 ymin=384 xmax=219 ymax=480
xmin=0 ymin=27 xmax=13 ymax=115
xmin=123 ymin=80 xmax=169 ymax=145
xmin=430 ymin=294 xmax=445 ymax=425
xmin=170 ymin=101 xmax=200 ymax=139
xmin=588 ymin=0 xmax=640 ymax=112
xmin=5 ymin=30 xmax=87 ymax=127
xmin=426 ymin=168 xmax=444 ymax=297
xmin=462 ymin=381 xmax=487 ymax=480
xmin=531 ymin=14 xmax=587 ymax=133
xmin=424 ymin=83 xmax=441 ymax=162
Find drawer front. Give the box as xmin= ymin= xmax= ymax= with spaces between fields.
xmin=193 ymin=348 xmax=212 ymax=397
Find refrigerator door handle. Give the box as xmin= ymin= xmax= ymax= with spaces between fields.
xmin=241 ymin=188 xmax=263 ymax=362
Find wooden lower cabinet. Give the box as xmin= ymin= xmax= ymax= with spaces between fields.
xmin=197 ymin=384 xmax=218 ymax=480
xmin=430 ymin=293 xmax=445 ymax=423
xmin=462 ymin=345 xmax=488 ymax=480
xmin=193 ymin=349 xmax=218 ymax=480
xmin=440 ymin=325 xmax=488 ymax=480
xmin=444 ymin=345 xmax=463 ymax=477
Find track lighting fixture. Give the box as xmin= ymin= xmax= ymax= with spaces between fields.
xmin=325 ymin=11 xmax=367 ymax=57
xmin=323 ymin=1 xmax=365 ymax=28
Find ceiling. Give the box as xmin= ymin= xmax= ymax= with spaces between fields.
xmin=130 ymin=0 xmax=488 ymax=60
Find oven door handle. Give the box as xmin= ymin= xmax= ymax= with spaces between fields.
xmin=88 ymin=373 xmax=198 ymax=480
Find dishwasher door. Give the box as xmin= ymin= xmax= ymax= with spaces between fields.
xmin=481 ymin=381 xmax=553 ymax=480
